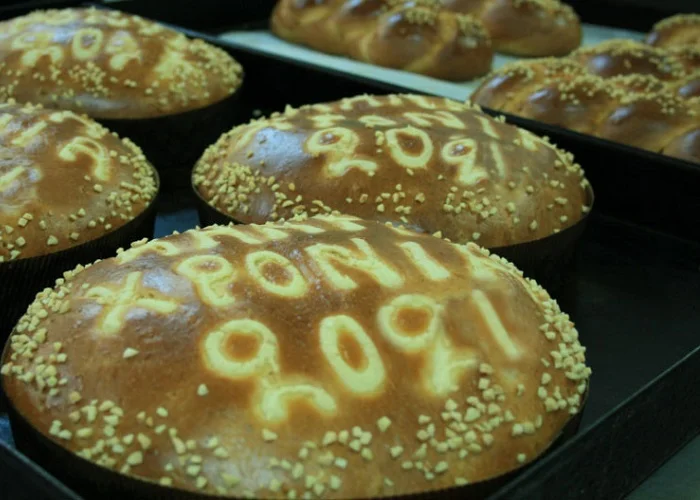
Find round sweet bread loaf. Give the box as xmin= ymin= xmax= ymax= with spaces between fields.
xmin=0 ymin=101 xmax=158 ymax=262
xmin=646 ymin=14 xmax=700 ymax=50
xmin=0 ymin=7 xmax=243 ymax=119
xmin=1 ymin=215 xmax=591 ymax=498
xmin=193 ymin=94 xmax=590 ymax=249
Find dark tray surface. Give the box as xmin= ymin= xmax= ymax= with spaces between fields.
xmin=569 ymin=218 xmax=700 ymax=427
xmin=627 ymin=437 xmax=700 ymax=500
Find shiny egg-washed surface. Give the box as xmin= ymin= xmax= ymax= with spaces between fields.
xmin=271 ymin=0 xmax=493 ymax=81
xmin=193 ymin=94 xmax=589 ymax=249
xmin=440 ymin=0 xmax=581 ymax=56
xmin=1 ymin=215 xmax=590 ymax=498
xmin=471 ymin=40 xmax=700 ymax=163
xmin=0 ymin=101 xmax=157 ymax=262
xmin=0 ymin=8 xmax=243 ymax=119
xmin=646 ymin=14 xmax=700 ymax=50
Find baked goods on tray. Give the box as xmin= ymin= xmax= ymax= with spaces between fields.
xmin=0 ymin=101 xmax=158 ymax=338
xmin=471 ymin=40 xmax=700 ymax=163
xmin=440 ymin=0 xmax=582 ymax=56
xmin=0 ymin=7 xmax=245 ymax=180
xmin=1 ymin=215 xmax=591 ymax=498
xmin=271 ymin=0 xmax=494 ymax=80
xmin=0 ymin=7 xmax=243 ymax=120
xmin=0 ymin=102 xmax=157 ymax=260
xmin=270 ymin=0 xmax=582 ymax=78
xmin=646 ymin=14 xmax=700 ymax=50
xmin=193 ymin=93 xmax=591 ymax=250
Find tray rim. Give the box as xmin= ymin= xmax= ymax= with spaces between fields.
xmin=488 ymin=345 xmax=700 ymax=499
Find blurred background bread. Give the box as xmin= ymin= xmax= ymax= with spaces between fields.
xmin=2 ymin=215 xmax=590 ymax=498
xmin=271 ymin=0 xmax=493 ymax=81
xmin=440 ymin=0 xmax=582 ymax=56
xmin=646 ymin=13 xmax=700 ymax=49
xmin=193 ymin=93 xmax=590 ymax=249
xmin=471 ymin=40 xmax=700 ymax=164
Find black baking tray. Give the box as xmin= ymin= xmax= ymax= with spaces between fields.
xmin=0 ymin=4 xmax=699 ymax=500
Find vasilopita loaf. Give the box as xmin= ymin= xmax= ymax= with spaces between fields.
xmin=0 ymin=7 xmax=243 ymax=119
xmin=0 ymin=101 xmax=158 ymax=262
xmin=562 ymin=40 xmax=700 ymax=101
xmin=646 ymin=14 xmax=700 ymax=49
xmin=271 ymin=0 xmax=493 ymax=80
xmin=1 ymin=215 xmax=591 ymax=498
xmin=471 ymin=40 xmax=700 ymax=164
xmin=193 ymin=94 xmax=590 ymax=249
xmin=440 ymin=0 xmax=582 ymax=56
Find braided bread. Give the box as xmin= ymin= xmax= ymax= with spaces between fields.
xmin=440 ymin=0 xmax=581 ymax=56
xmin=271 ymin=0 xmax=493 ymax=81
xmin=570 ymin=39 xmax=695 ymax=80
xmin=471 ymin=40 xmax=700 ymax=164
xmin=646 ymin=14 xmax=700 ymax=50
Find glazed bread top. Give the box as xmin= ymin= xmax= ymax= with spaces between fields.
xmin=0 ymin=8 xmax=244 ymax=119
xmin=440 ymin=0 xmax=581 ymax=56
xmin=193 ymin=94 xmax=590 ymax=249
xmin=0 ymin=101 xmax=158 ymax=262
xmin=470 ymin=39 xmax=700 ymax=164
xmin=1 ymin=215 xmax=591 ymax=498
xmin=646 ymin=14 xmax=700 ymax=49
xmin=570 ymin=39 xmax=698 ymax=81
xmin=271 ymin=0 xmax=493 ymax=81
xmin=472 ymin=41 xmax=700 ymax=107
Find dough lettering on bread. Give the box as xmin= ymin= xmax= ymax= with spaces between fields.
xmin=2 ymin=215 xmax=591 ymax=497
xmin=193 ymin=93 xmax=591 ymax=249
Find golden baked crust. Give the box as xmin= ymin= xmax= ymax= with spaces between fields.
xmin=1 ymin=215 xmax=591 ymax=498
xmin=646 ymin=14 xmax=700 ymax=50
xmin=471 ymin=42 xmax=700 ymax=163
xmin=441 ymin=0 xmax=581 ymax=56
xmin=570 ymin=40 xmax=691 ymax=81
xmin=0 ymin=8 xmax=243 ymax=119
xmin=598 ymin=93 xmax=700 ymax=157
xmin=271 ymin=0 xmax=493 ymax=81
xmin=0 ymin=101 xmax=158 ymax=262
xmin=193 ymin=94 xmax=590 ymax=249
